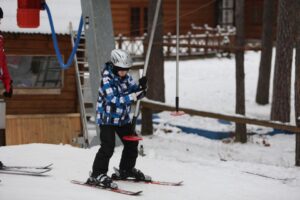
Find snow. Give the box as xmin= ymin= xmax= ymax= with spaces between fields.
xmin=0 ymin=0 xmax=82 ymax=34
xmin=1 ymin=51 xmax=300 ymax=199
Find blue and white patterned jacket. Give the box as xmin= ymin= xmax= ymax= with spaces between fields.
xmin=96 ymin=62 xmax=144 ymax=126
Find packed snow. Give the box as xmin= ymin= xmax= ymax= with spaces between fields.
xmin=1 ymin=51 xmax=300 ymax=199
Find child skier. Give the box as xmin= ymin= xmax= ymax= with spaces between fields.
xmin=0 ymin=7 xmax=13 ymax=98
xmin=87 ymin=49 xmax=149 ymax=189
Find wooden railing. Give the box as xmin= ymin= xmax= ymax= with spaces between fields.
xmin=115 ymin=25 xmax=261 ymax=60
xmin=141 ymin=99 xmax=300 ymax=133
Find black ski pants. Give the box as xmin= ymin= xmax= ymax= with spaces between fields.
xmin=91 ymin=124 xmax=139 ymax=177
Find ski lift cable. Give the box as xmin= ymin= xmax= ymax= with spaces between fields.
xmin=43 ymin=3 xmax=84 ymax=69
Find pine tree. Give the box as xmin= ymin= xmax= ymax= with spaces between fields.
xmin=141 ymin=0 xmax=165 ymax=136
xmin=235 ymin=0 xmax=247 ymax=143
xmin=255 ymin=0 xmax=276 ymax=105
xmin=271 ymin=0 xmax=296 ymax=122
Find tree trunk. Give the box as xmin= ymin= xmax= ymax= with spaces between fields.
xmin=141 ymin=0 xmax=165 ymax=136
xmin=271 ymin=0 xmax=296 ymax=122
xmin=255 ymin=0 xmax=275 ymax=105
xmin=234 ymin=0 xmax=247 ymax=143
xmin=294 ymin=0 xmax=300 ymax=166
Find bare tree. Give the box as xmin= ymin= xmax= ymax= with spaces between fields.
xmin=255 ymin=0 xmax=276 ymax=105
xmin=141 ymin=0 xmax=165 ymax=136
xmin=234 ymin=0 xmax=247 ymax=143
xmin=294 ymin=0 xmax=300 ymax=166
xmin=271 ymin=0 xmax=296 ymax=122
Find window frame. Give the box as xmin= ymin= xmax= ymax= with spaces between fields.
xmin=129 ymin=4 xmax=148 ymax=37
xmin=3 ymin=54 xmax=64 ymax=95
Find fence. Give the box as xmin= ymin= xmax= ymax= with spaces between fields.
xmin=115 ymin=24 xmax=261 ymax=60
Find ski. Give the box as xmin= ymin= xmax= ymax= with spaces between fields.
xmin=0 ymin=168 xmax=51 ymax=176
xmin=2 ymin=163 xmax=53 ymax=170
xmin=112 ymin=167 xmax=183 ymax=186
xmin=115 ymin=179 xmax=183 ymax=186
xmin=71 ymin=180 xmax=142 ymax=196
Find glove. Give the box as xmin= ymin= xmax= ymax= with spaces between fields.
xmin=131 ymin=90 xmax=146 ymax=101
xmin=138 ymin=77 xmax=148 ymax=90
xmin=3 ymin=80 xmax=13 ymax=98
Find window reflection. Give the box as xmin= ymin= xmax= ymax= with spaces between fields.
xmin=6 ymin=55 xmax=62 ymax=88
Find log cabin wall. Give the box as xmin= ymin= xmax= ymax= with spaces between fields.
xmin=245 ymin=0 xmax=277 ymax=40
xmin=2 ymin=33 xmax=78 ymax=115
xmin=111 ymin=0 xmax=217 ymax=36
xmin=112 ymin=0 xmax=273 ymax=40
xmin=245 ymin=0 xmax=263 ymax=39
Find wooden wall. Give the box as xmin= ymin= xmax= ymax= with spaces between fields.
xmin=5 ymin=114 xmax=81 ymax=145
xmin=245 ymin=0 xmax=279 ymax=39
xmin=111 ymin=0 xmax=216 ymax=36
xmin=245 ymin=0 xmax=264 ymax=39
xmin=2 ymin=33 xmax=78 ymax=115
xmin=111 ymin=0 xmax=274 ymax=40
xmin=163 ymin=0 xmax=216 ymax=35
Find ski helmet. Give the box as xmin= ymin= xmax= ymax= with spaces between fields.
xmin=111 ymin=49 xmax=132 ymax=69
xmin=0 ymin=7 xmax=3 ymax=19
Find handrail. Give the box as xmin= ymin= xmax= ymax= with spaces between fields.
xmin=141 ymin=98 xmax=300 ymax=133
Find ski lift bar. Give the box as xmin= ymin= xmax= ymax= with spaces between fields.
xmin=123 ymin=0 xmax=162 ymax=141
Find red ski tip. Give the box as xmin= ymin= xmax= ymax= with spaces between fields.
xmin=170 ymin=111 xmax=185 ymax=116
xmin=123 ymin=136 xmax=143 ymax=141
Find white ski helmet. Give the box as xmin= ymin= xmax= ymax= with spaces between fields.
xmin=110 ymin=49 xmax=133 ymax=69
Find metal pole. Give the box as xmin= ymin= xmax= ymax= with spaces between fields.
xmin=175 ymin=0 xmax=180 ymax=112
xmin=81 ymin=0 xmax=115 ymax=146
xmin=141 ymin=0 xmax=162 ymax=77
xmin=131 ymin=0 xmax=162 ymax=130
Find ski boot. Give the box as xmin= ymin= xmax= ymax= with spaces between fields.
xmin=112 ymin=168 xmax=152 ymax=182
xmin=86 ymin=174 xmax=118 ymax=189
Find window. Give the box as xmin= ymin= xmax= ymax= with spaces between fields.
xmin=143 ymin=7 xmax=148 ymax=34
xmin=131 ymin=7 xmax=141 ymax=36
xmin=130 ymin=6 xmax=148 ymax=36
xmin=5 ymin=55 xmax=63 ymax=93
xmin=218 ymin=0 xmax=235 ymax=27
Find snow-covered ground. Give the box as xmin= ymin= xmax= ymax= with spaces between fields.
xmin=1 ymin=51 xmax=300 ymax=199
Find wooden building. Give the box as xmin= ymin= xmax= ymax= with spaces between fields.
xmin=0 ymin=0 xmax=82 ymax=146
xmin=0 ymin=0 xmax=267 ymax=146
xmin=111 ymin=0 xmax=265 ymax=39
xmin=2 ymin=33 xmax=81 ymax=146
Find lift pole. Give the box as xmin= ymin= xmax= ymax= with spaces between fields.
xmin=80 ymin=0 xmax=115 ymax=146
